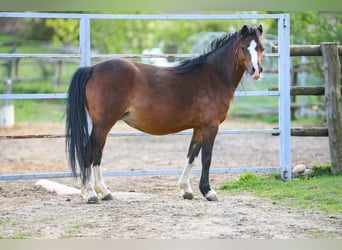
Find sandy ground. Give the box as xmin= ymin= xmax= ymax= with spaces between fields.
xmin=0 ymin=119 xmax=341 ymax=239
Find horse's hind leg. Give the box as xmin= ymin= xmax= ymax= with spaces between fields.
xmin=93 ymin=166 xmax=112 ymax=200
xmin=91 ymin=125 xmax=113 ymax=201
xmin=81 ymin=125 xmax=112 ymax=203
xmin=81 ymin=168 xmax=99 ymax=204
xmin=178 ymin=128 xmax=202 ymax=200
xmin=81 ymin=167 xmax=112 ymax=203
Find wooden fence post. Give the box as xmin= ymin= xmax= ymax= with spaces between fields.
xmin=54 ymin=60 xmax=62 ymax=89
xmin=291 ymin=64 xmax=298 ymax=120
xmin=320 ymin=42 xmax=342 ymax=174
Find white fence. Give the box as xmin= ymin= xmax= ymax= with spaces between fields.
xmin=0 ymin=12 xmax=291 ymax=180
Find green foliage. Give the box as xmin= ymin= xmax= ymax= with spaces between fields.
xmin=290 ymin=12 xmax=341 ymax=77
xmin=45 ymin=19 xmax=79 ymax=46
xmin=43 ymin=12 xmax=272 ymax=54
xmin=267 ymin=11 xmax=341 ymax=45
xmin=290 ymin=12 xmax=341 ymax=45
xmin=218 ymin=167 xmax=342 ymax=213
xmin=3 ymin=11 xmax=340 ymax=54
xmin=267 ymin=11 xmax=341 ymax=78
xmin=307 ymin=165 xmax=333 ymax=177
xmin=20 ymin=19 xmax=55 ymax=41
xmin=90 ymin=18 xmax=245 ymax=54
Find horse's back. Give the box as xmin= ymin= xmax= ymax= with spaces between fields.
xmin=91 ymin=58 xmax=138 ymax=80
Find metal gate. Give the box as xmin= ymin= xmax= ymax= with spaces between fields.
xmin=0 ymin=12 xmax=291 ymax=181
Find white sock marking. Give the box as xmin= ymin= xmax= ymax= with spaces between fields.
xmin=178 ymin=159 xmax=193 ymax=195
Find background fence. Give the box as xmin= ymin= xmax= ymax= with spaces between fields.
xmin=272 ymin=43 xmax=342 ymax=174
xmin=0 ymin=12 xmax=292 ymax=180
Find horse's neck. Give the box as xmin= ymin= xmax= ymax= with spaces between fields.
xmin=208 ymin=42 xmax=245 ymax=91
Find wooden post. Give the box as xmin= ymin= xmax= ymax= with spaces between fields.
xmin=320 ymin=42 xmax=342 ymax=174
xmin=54 ymin=60 xmax=62 ymax=89
xmin=14 ymin=58 xmax=19 ymax=81
xmin=290 ymin=65 xmax=298 ymax=119
xmin=272 ymin=45 xmax=342 ymax=56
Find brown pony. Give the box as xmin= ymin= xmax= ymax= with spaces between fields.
xmin=66 ymin=24 xmax=264 ymax=203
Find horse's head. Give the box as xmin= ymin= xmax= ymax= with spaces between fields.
xmin=236 ymin=24 xmax=264 ymax=80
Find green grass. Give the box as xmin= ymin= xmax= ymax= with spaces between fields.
xmin=11 ymin=233 xmax=34 ymax=239
xmin=0 ymin=232 xmax=36 ymax=239
xmin=0 ymin=80 xmax=68 ymax=122
xmin=0 ymin=79 xmax=69 ymax=95
xmin=12 ymin=99 xmax=66 ymax=122
xmin=0 ymin=219 xmax=38 ymax=239
xmin=218 ymin=165 xmax=342 ymax=213
xmin=61 ymin=222 xmax=92 ymax=239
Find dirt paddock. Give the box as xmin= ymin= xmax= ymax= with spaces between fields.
xmin=0 ymin=120 xmax=341 ymax=239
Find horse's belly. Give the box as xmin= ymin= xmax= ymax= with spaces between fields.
xmin=122 ymin=109 xmax=189 ymax=135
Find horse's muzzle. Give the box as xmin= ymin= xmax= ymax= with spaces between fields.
xmin=250 ymin=65 xmax=263 ymax=80
xmin=252 ymin=73 xmax=260 ymax=80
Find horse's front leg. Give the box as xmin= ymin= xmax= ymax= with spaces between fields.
xmin=178 ymin=161 xmax=195 ymax=200
xmin=178 ymin=128 xmax=201 ymax=200
xmin=200 ymin=125 xmax=219 ymax=201
xmin=81 ymin=167 xmax=99 ymax=203
xmin=93 ymin=166 xmax=113 ymax=201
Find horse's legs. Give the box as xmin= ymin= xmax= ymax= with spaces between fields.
xmin=81 ymin=166 xmax=112 ymax=203
xmin=178 ymin=128 xmax=202 ymax=200
xmin=81 ymin=168 xmax=99 ymax=203
xmin=200 ymin=125 xmax=219 ymax=201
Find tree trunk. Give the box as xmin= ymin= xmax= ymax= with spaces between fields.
xmin=320 ymin=42 xmax=342 ymax=174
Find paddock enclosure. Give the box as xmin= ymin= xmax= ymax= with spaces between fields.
xmin=0 ymin=12 xmax=291 ymax=180
xmin=1 ymin=13 xmax=341 ymax=239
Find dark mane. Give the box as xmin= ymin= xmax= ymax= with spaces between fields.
xmin=173 ymin=31 xmax=239 ymax=74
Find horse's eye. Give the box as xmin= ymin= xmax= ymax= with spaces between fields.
xmin=241 ymin=46 xmax=246 ymax=52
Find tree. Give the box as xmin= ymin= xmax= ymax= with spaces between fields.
xmin=45 ymin=18 xmax=79 ymax=46
xmin=266 ymin=11 xmax=342 ymax=45
xmin=44 ymin=11 xmax=341 ymax=71
xmin=44 ymin=13 xmax=270 ymax=54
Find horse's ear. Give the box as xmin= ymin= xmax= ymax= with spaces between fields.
xmin=258 ymin=24 xmax=263 ymax=35
xmin=240 ymin=25 xmax=249 ymax=37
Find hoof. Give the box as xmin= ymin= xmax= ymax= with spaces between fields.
xmin=182 ymin=191 xmax=194 ymax=200
xmin=102 ymin=193 xmax=113 ymax=201
xmin=205 ymin=190 xmax=218 ymax=201
xmin=86 ymin=196 xmax=100 ymax=204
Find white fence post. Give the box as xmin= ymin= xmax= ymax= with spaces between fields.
xmin=78 ymin=15 xmax=93 ymax=134
xmin=278 ymin=14 xmax=292 ymax=180
xmin=79 ymin=15 xmax=91 ymax=67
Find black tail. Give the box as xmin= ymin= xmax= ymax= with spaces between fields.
xmin=66 ymin=67 xmax=92 ymax=184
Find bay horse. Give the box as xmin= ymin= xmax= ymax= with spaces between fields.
xmin=66 ymin=24 xmax=264 ymax=203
